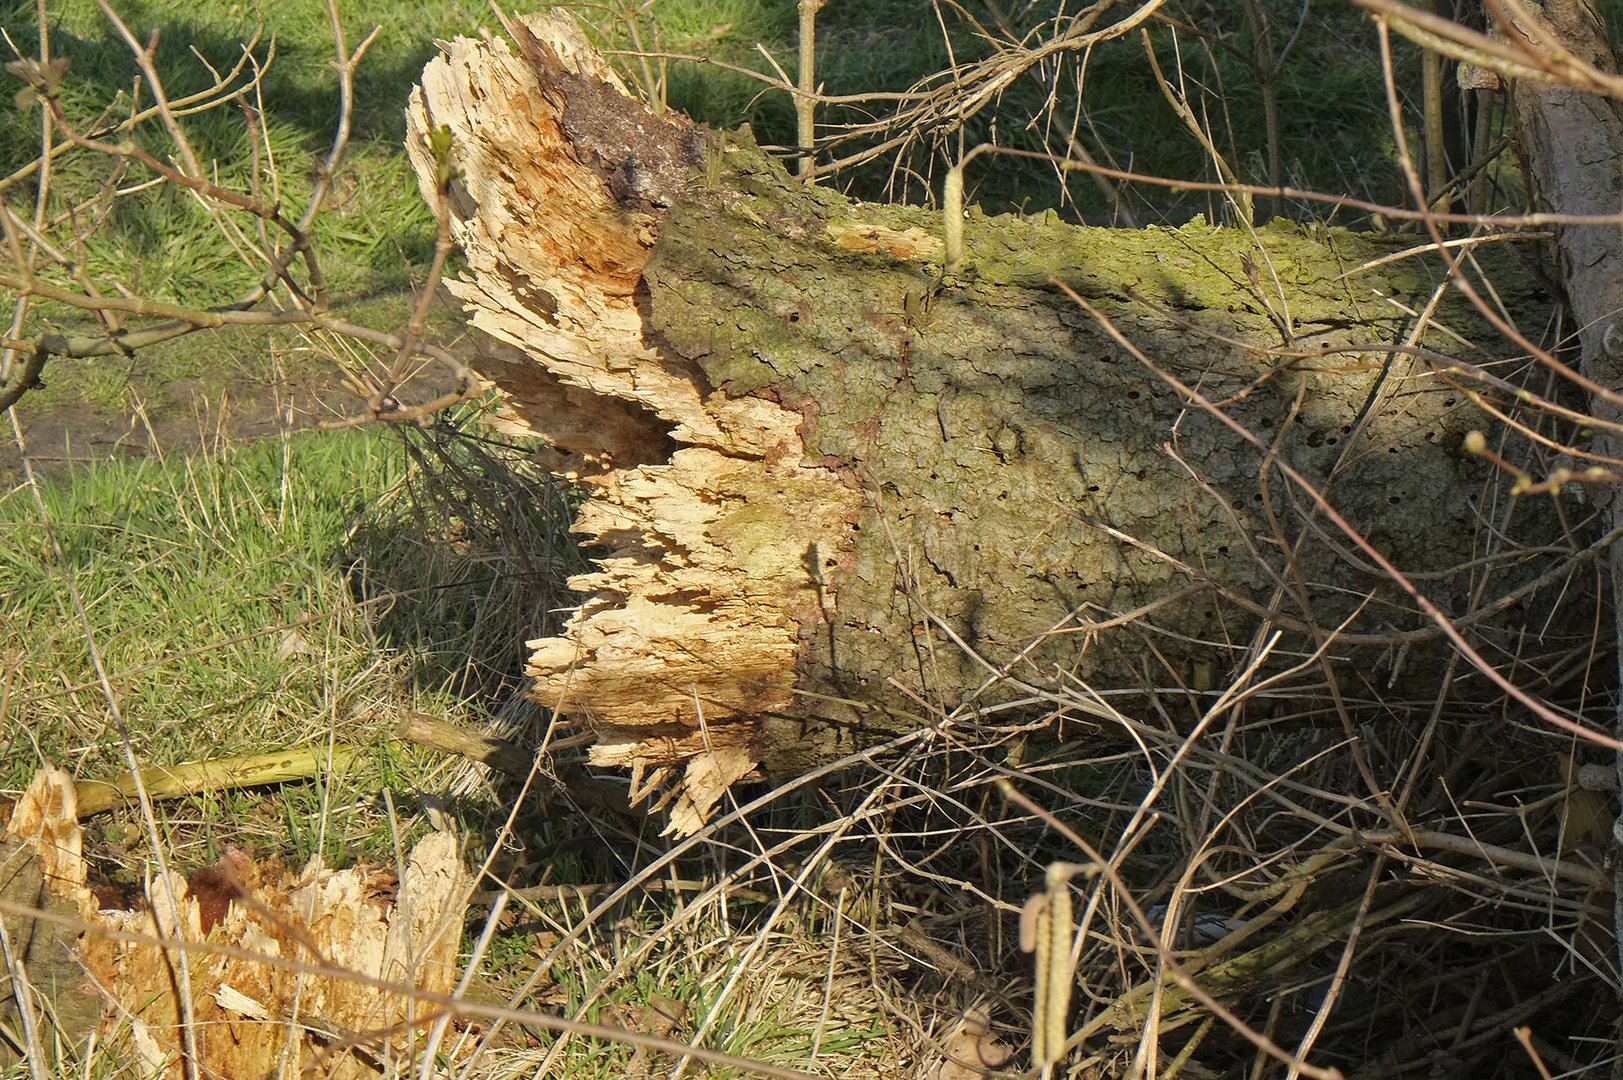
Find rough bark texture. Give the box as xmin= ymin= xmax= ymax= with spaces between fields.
xmin=1505 ymin=0 xmax=1623 ymax=1013
xmin=408 ymin=15 xmax=1574 ymax=833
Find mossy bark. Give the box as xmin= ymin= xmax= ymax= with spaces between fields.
xmin=409 ymin=15 xmax=1578 ymax=833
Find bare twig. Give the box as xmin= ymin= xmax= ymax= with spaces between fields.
xmin=999 ymin=780 xmax=1348 ymax=1080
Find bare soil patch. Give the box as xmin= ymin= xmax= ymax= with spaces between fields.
xmin=1 ymin=294 xmax=473 ymax=481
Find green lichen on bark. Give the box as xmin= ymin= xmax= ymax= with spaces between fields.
xmin=647 ymin=135 xmax=1570 ymax=752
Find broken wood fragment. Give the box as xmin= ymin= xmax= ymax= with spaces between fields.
xmin=2 ymin=768 xmax=471 ymax=1079
xmin=399 ymin=711 xmax=533 ymax=779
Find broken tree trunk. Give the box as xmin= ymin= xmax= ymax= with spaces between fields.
xmin=407 ymin=15 xmax=1581 ymax=833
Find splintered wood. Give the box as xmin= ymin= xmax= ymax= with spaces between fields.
xmin=2 ymin=769 xmax=470 ymax=1078
xmin=406 ymin=15 xmax=859 ymax=835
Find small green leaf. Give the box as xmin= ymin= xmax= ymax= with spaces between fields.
xmin=428 ymin=124 xmax=454 ymax=159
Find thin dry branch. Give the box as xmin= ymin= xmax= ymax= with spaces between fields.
xmin=0 ymin=5 xmax=475 ymax=426
xmin=1357 ymin=0 xmax=1623 ymax=99
xmin=1057 ymin=280 xmax=1623 ymax=753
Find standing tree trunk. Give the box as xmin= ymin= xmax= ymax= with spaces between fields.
xmin=1503 ymin=0 xmax=1623 ymax=1031
xmin=408 ymin=15 xmax=1580 ymax=833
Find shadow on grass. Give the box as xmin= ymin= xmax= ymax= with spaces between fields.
xmin=338 ymin=415 xmax=587 ymax=706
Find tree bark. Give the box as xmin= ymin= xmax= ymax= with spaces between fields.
xmin=1503 ymin=0 xmax=1623 ymax=1037
xmin=408 ymin=15 xmax=1576 ymax=833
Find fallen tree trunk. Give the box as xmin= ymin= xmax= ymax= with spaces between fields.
xmin=407 ymin=15 xmax=1582 ymax=833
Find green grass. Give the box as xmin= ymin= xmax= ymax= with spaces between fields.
xmin=0 ymin=0 xmax=470 ymax=306
xmin=1 ymin=428 xmax=396 ymax=773
xmin=0 ymin=418 xmax=568 ymax=866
